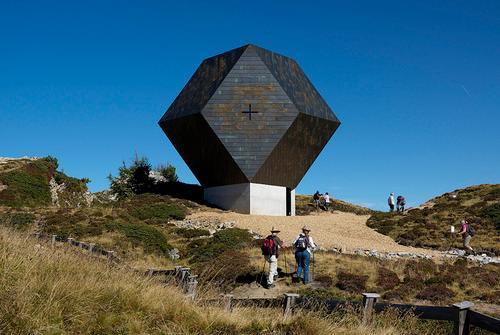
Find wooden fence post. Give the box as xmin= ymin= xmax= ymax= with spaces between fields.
xmin=452 ymin=301 xmax=473 ymax=335
xmin=179 ymin=267 xmax=190 ymax=284
xmin=51 ymin=235 xmax=57 ymax=246
xmin=362 ymin=293 xmax=380 ymax=325
xmin=185 ymin=276 xmax=198 ymax=300
xmin=283 ymin=293 xmax=300 ymax=320
xmin=107 ymin=251 xmax=115 ymax=262
xmin=221 ymin=294 xmax=234 ymax=312
xmin=89 ymin=243 xmax=95 ymax=254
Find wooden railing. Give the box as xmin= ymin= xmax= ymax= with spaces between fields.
xmin=33 ymin=233 xmax=499 ymax=334
xmin=211 ymin=293 xmax=500 ymax=335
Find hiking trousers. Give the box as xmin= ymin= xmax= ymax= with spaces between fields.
xmin=265 ymin=255 xmax=278 ymax=285
xmin=295 ymin=250 xmax=311 ymax=284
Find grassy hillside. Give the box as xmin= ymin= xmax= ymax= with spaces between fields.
xmin=0 ymin=157 xmax=89 ymax=208
xmin=0 ymin=226 xmax=449 ymax=335
xmin=296 ymin=194 xmax=373 ymax=216
xmin=367 ymin=184 xmax=500 ymax=254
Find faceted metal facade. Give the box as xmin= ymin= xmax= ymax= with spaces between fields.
xmin=159 ymin=44 xmax=340 ymax=190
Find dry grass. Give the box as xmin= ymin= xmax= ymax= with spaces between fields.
xmin=0 ymin=226 xmax=449 ymax=334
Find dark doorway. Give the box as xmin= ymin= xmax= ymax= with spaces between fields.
xmin=286 ymin=188 xmax=292 ymax=216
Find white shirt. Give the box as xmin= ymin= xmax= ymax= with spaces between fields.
xmin=324 ymin=194 xmax=330 ymax=203
xmin=293 ymin=234 xmax=317 ymax=254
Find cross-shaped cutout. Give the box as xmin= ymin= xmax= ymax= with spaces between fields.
xmin=241 ymin=104 xmax=259 ymax=120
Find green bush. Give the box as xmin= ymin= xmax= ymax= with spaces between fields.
xmin=42 ymin=210 xmax=103 ymax=238
xmin=0 ymin=212 xmax=35 ymax=229
xmin=376 ymin=267 xmax=400 ymax=290
xmin=416 ymin=283 xmax=455 ymax=302
xmin=175 ymin=228 xmax=210 ymax=239
xmin=335 ymin=271 xmax=368 ymax=293
xmin=0 ymin=167 xmax=52 ymax=207
xmin=108 ymin=156 xmax=179 ymax=199
xmin=195 ymin=250 xmax=257 ymax=290
xmin=129 ymin=203 xmax=186 ymax=221
xmin=188 ymin=228 xmax=253 ymax=264
xmin=481 ymin=203 xmax=500 ymax=228
xmin=106 ymin=222 xmax=171 ymax=256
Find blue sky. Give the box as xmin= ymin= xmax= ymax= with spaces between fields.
xmin=1 ymin=1 xmax=499 ymax=210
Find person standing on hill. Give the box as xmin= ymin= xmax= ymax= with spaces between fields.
xmin=313 ymin=191 xmax=321 ymax=210
xmin=458 ymin=219 xmax=475 ymax=254
xmin=293 ymin=226 xmax=316 ymax=284
xmin=323 ymin=192 xmax=331 ymax=211
xmin=261 ymin=227 xmax=284 ymax=289
xmin=396 ymin=195 xmax=406 ymax=212
xmin=388 ymin=193 xmax=395 ymax=212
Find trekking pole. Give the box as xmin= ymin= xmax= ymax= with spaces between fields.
xmin=311 ymin=251 xmax=315 ymax=283
xmin=283 ymin=251 xmax=289 ymax=283
xmin=258 ymin=259 xmax=266 ymax=287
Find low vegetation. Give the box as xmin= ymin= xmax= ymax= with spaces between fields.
xmin=1 ymin=226 xmax=449 ymax=335
xmin=298 ymin=252 xmax=500 ymax=308
xmin=367 ymin=184 xmax=500 ymax=254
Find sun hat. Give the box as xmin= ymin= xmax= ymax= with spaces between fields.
xmin=302 ymin=226 xmax=311 ymax=232
xmin=270 ymin=227 xmax=280 ymax=233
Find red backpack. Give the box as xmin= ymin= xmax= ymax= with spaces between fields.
xmin=261 ymin=235 xmax=277 ymax=256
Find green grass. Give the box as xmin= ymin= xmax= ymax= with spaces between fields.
xmin=367 ymin=184 xmax=500 ymax=254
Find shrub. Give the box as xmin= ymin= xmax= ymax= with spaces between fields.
xmin=0 ymin=212 xmax=35 ymax=229
xmin=195 ymin=250 xmax=257 ymax=290
xmin=0 ymin=163 xmax=52 ymax=207
xmin=188 ymin=228 xmax=253 ymax=264
xmin=42 ymin=210 xmax=101 ymax=238
xmin=129 ymin=203 xmax=186 ymax=221
xmin=481 ymin=203 xmax=500 ymax=228
xmin=105 ymin=222 xmax=172 ymax=256
xmin=416 ymin=283 xmax=455 ymax=302
xmin=404 ymin=259 xmax=437 ymax=281
xmin=108 ymin=156 xmax=180 ymax=199
xmin=336 ymin=271 xmax=368 ymax=293
xmin=175 ymin=228 xmax=210 ymax=239
xmin=376 ymin=267 xmax=400 ymax=290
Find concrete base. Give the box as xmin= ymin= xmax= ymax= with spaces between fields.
xmin=204 ymin=183 xmax=295 ymax=216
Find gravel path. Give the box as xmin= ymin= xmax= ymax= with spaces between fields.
xmin=187 ymin=210 xmax=439 ymax=256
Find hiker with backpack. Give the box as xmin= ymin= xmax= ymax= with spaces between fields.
xmin=396 ymin=195 xmax=406 ymax=212
xmin=313 ymin=191 xmax=321 ymax=209
xmin=261 ymin=227 xmax=284 ymax=289
xmin=458 ymin=219 xmax=476 ymax=254
xmin=293 ymin=226 xmax=316 ymax=284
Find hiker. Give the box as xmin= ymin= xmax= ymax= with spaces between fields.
xmin=323 ymin=192 xmax=331 ymax=211
xmin=313 ymin=191 xmax=321 ymax=209
xmin=396 ymin=195 xmax=406 ymax=212
xmin=261 ymin=227 xmax=284 ymax=289
xmin=458 ymin=219 xmax=475 ymax=254
xmin=388 ymin=193 xmax=395 ymax=212
xmin=293 ymin=226 xmax=316 ymax=284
